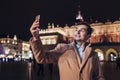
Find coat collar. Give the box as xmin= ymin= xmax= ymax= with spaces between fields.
xmin=71 ymin=42 xmax=92 ymax=71
xmin=80 ymin=43 xmax=92 ymax=72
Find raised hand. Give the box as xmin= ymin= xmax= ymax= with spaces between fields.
xmin=30 ymin=15 xmax=40 ymax=40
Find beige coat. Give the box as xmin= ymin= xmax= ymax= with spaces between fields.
xmin=30 ymin=38 xmax=105 ymax=80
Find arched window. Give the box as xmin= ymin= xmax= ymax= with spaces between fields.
xmin=108 ymin=52 xmax=117 ymax=61
xmin=94 ymin=49 xmax=104 ymax=61
xmin=98 ymin=52 xmax=104 ymax=61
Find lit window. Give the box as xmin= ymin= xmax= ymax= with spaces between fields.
xmin=97 ymin=52 xmax=104 ymax=61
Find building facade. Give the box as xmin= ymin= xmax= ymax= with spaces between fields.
xmin=0 ymin=35 xmax=32 ymax=60
xmin=39 ymin=19 xmax=120 ymax=61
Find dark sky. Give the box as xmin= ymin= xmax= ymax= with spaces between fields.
xmin=0 ymin=0 xmax=120 ymax=41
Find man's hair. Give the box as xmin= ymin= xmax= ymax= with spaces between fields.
xmin=76 ymin=22 xmax=94 ymax=35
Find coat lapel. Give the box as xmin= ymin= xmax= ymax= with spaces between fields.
xmin=80 ymin=43 xmax=92 ymax=72
xmin=71 ymin=42 xmax=81 ymax=69
xmin=74 ymin=46 xmax=81 ymax=69
xmin=70 ymin=42 xmax=92 ymax=70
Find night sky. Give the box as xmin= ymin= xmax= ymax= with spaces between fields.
xmin=0 ymin=0 xmax=120 ymax=41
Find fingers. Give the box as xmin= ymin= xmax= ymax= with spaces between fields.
xmin=30 ymin=20 xmax=39 ymax=31
xmin=30 ymin=15 xmax=40 ymax=38
xmin=31 ymin=28 xmax=40 ymax=37
xmin=31 ymin=29 xmax=39 ymax=35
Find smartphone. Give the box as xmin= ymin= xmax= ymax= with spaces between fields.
xmin=35 ymin=15 xmax=40 ymax=21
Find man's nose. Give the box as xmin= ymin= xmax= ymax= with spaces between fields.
xmin=77 ymin=31 xmax=80 ymax=34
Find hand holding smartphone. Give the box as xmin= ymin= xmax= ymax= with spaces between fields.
xmin=35 ymin=15 xmax=40 ymax=21
xmin=35 ymin=14 xmax=40 ymax=29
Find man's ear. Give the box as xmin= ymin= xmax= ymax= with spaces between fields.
xmin=86 ymin=34 xmax=91 ymax=39
xmin=84 ymin=34 xmax=91 ymax=42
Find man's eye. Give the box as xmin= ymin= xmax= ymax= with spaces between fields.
xmin=81 ymin=29 xmax=86 ymax=31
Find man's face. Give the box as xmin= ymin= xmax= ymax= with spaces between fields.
xmin=73 ymin=25 xmax=89 ymax=42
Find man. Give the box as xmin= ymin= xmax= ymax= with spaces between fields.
xmin=29 ymin=16 xmax=105 ymax=80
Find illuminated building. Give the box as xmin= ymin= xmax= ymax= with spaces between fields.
xmin=39 ymin=19 xmax=120 ymax=61
xmin=0 ymin=35 xmax=32 ymax=60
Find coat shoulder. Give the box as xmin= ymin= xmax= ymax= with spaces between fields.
xmin=57 ymin=43 xmax=74 ymax=49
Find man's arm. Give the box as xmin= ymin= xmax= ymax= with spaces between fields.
xmin=29 ymin=37 xmax=45 ymax=63
xmin=29 ymin=16 xmax=67 ymax=63
xmin=29 ymin=37 xmax=67 ymax=63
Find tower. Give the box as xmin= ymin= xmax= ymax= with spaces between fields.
xmin=76 ymin=6 xmax=84 ymax=22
